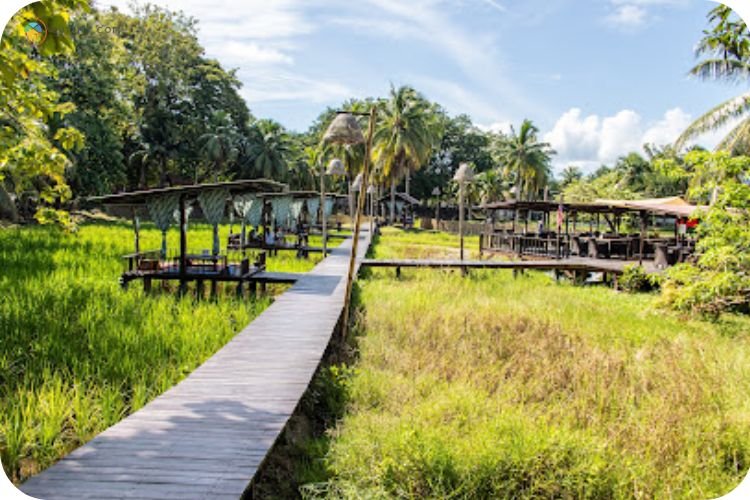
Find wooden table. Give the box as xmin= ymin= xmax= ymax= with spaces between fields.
xmin=186 ymin=254 xmax=227 ymax=273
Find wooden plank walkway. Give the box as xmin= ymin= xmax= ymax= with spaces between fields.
xmin=21 ymin=231 xmax=373 ymax=500
xmin=362 ymin=256 xmax=659 ymax=275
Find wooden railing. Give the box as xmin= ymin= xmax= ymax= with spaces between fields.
xmin=481 ymin=232 xmax=571 ymax=259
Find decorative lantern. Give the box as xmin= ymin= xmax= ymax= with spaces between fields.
xmin=323 ymin=113 xmax=365 ymax=145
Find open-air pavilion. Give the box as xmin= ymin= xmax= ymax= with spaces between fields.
xmin=480 ymin=197 xmax=704 ymax=269
xmin=227 ymin=190 xmax=348 ymax=255
xmin=89 ymin=179 xmax=289 ymax=295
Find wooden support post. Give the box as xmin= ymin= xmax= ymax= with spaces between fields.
xmin=210 ymin=280 xmax=218 ymax=299
xmin=260 ymin=282 xmax=267 ymax=295
xmin=639 ymin=210 xmax=646 ymax=266
xmin=341 ymin=107 xmax=377 ymax=341
xmin=196 ymin=279 xmax=204 ymax=299
xmin=250 ymin=281 xmax=257 ymax=298
xmin=144 ymin=277 xmax=152 ymax=294
xmin=178 ymin=195 xmax=188 ymax=295
xmin=236 ymin=281 xmax=244 ymax=299
xmin=132 ymin=209 xmax=140 ymax=256
xmin=396 ymin=266 xmax=401 ymax=279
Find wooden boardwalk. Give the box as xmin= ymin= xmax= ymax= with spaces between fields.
xmin=21 ymin=231 xmax=372 ymax=500
xmin=362 ymin=256 xmax=660 ymax=275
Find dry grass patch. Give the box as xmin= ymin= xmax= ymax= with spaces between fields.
xmin=307 ymin=229 xmax=750 ymax=499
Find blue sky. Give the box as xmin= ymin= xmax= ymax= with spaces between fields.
xmin=100 ymin=0 xmax=742 ymax=170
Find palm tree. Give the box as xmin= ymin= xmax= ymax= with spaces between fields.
xmin=199 ymin=112 xmax=239 ymax=182
xmin=129 ymin=142 xmax=169 ymax=188
xmin=474 ymin=169 xmax=508 ymax=205
xmin=497 ymin=119 xmax=554 ymax=201
xmin=613 ymin=152 xmax=651 ymax=192
xmin=372 ymin=86 xmax=439 ymax=223
xmin=242 ymin=119 xmax=292 ymax=180
xmin=560 ymin=165 xmax=583 ymax=188
xmin=677 ymin=6 xmax=750 ymax=154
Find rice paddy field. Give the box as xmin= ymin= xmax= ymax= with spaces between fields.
xmin=303 ymin=227 xmax=750 ymax=499
xmin=0 ymin=219 xmax=331 ymax=483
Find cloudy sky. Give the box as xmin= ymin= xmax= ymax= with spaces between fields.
xmin=97 ymin=0 xmax=741 ymax=171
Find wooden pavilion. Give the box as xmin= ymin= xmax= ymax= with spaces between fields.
xmin=226 ymin=191 xmax=348 ymax=256
xmin=90 ymin=179 xmax=286 ymax=295
xmin=480 ymin=197 xmax=703 ymax=268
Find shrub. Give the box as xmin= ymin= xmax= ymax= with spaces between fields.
xmin=619 ymin=264 xmax=660 ymax=293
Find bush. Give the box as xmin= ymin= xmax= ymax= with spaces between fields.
xmin=619 ymin=264 xmax=660 ymax=293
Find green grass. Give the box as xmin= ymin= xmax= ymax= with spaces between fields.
xmin=305 ymin=228 xmax=750 ymax=499
xmin=369 ymin=227 xmax=481 ymax=260
xmin=0 ymin=220 xmax=328 ymax=483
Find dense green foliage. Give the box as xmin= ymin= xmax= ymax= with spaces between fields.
xmin=303 ymin=228 xmax=750 ymax=499
xmin=1 ymin=0 xmax=88 ymax=226
xmin=657 ymin=151 xmax=750 ymax=315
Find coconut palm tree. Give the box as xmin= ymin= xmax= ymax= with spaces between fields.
xmin=474 ymin=169 xmax=508 ymax=205
xmin=242 ymin=119 xmax=292 ymax=180
xmin=677 ymin=6 xmax=750 ymax=154
xmin=372 ymin=86 xmax=439 ymax=223
xmin=199 ymin=113 xmax=239 ymax=182
xmin=497 ymin=119 xmax=554 ymax=201
xmin=560 ymin=165 xmax=583 ymax=188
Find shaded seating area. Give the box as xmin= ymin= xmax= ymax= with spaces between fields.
xmin=90 ymin=180 xmax=286 ymax=295
xmin=227 ymin=191 xmax=345 ymax=257
xmin=480 ymin=197 xmax=703 ymax=269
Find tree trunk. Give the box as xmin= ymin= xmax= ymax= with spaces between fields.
xmin=390 ymin=179 xmax=396 ymax=225
xmin=0 ymin=185 xmax=18 ymax=223
xmin=514 ymin=167 xmax=522 ymax=227
xmin=405 ymin=171 xmax=411 ymax=197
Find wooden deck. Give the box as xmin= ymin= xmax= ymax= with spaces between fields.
xmin=362 ymin=256 xmax=660 ymax=275
xmin=21 ymin=231 xmax=372 ymax=500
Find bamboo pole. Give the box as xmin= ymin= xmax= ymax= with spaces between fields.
xmin=341 ymin=107 xmax=377 ymax=341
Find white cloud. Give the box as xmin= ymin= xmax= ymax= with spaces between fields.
xmin=599 ymin=110 xmax=643 ymax=161
xmin=604 ymin=0 xmax=689 ymax=30
xmin=544 ymin=107 xmax=698 ymax=172
xmin=606 ymin=4 xmax=648 ymax=28
xmin=221 ymin=42 xmax=294 ymax=66
xmin=642 ymin=107 xmax=692 ymax=145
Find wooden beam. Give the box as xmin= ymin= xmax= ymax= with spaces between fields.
xmin=179 ymin=195 xmax=187 ymax=293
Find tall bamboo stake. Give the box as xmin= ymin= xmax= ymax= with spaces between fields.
xmin=341 ymin=107 xmax=377 ymax=340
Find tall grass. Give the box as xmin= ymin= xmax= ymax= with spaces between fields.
xmin=0 ymin=220 xmax=323 ymax=482
xmin=305 ymin=228 xmax=750 ymax=499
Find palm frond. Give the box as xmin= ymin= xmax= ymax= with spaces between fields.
xmin=676 ymin=91 xmax=750 ymax=148
xmin=690 ymin=59 xmax=750 ymax=82
xmin=716 ymin=116 xmax=750 ymax=153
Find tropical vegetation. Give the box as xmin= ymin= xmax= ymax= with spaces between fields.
xmin=297 ymin=227 xmax=750 ymax=499
xmin=677 ymin=5 xmax=750 ymax=154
